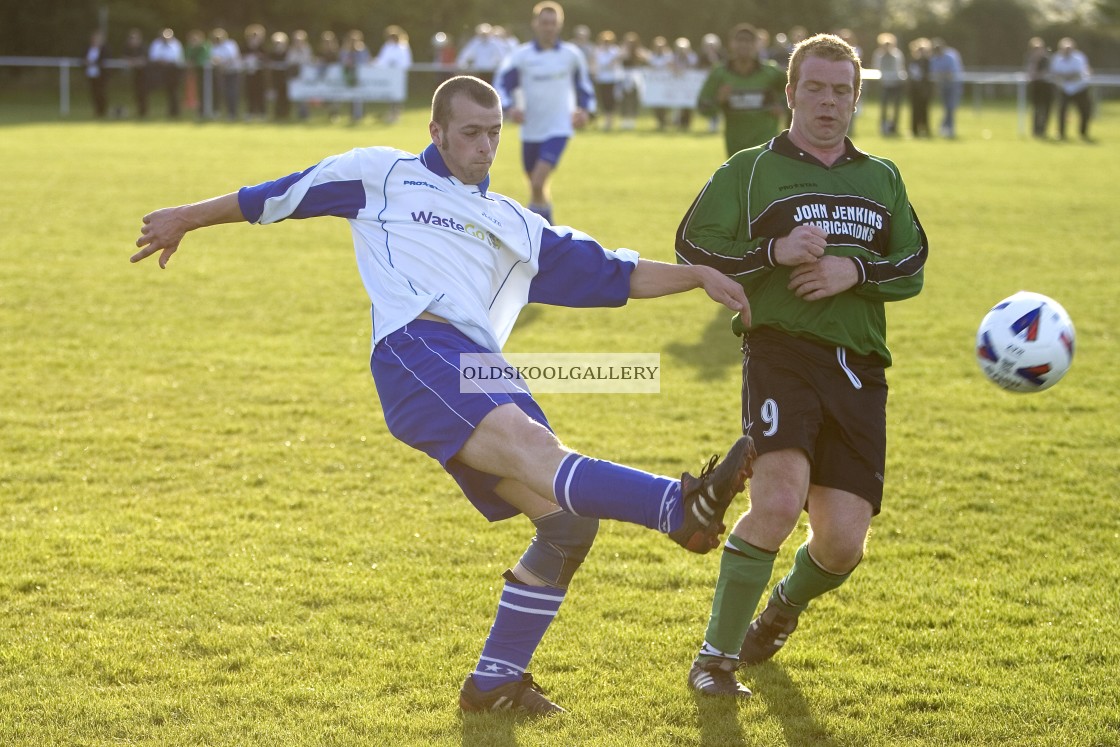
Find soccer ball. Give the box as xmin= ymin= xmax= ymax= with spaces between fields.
xmin=975 ymin=291 xmax=1075 ymax=393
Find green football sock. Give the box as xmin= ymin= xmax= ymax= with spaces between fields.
xmin=770 ymin=543 xmax=853 ymax=615
xmin=701 ymin=535 xmax=777 ymax=656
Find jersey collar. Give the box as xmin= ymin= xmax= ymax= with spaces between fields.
xmin=419 ymin=143 xmax=491 ymax=195
xmin=532 ymin=39 xmax=562 ymax=51
xmin=770 ymin=131 xmax=867 ymax=168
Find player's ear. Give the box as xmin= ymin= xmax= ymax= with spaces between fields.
xmin=429 ymin=120 xmax=443 ymax=148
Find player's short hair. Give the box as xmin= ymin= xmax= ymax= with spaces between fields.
xmin=787 ymin=33 xmax=862 ymax=96
xmin=533 ymin=1 xmax=564 ymax=24
xmin=730 ymin=23 xmax=760 ymax=42
xmin=431 ymin=75 xmax=501 ymax=127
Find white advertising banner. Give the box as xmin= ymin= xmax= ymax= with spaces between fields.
xmin=636 ymin=68 xmax=708 ymax=108
xmin=289 ymin=63 xmax=407 ymax=102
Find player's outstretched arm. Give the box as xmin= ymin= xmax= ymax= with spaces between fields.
xmin=131 ymin=192 xmax=246 ymax=269
xmin=628 ymin=259 xmax=751 ymax=325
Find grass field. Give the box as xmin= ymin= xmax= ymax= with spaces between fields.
xmin=2 ymin=98 xmax=1119 ymax=746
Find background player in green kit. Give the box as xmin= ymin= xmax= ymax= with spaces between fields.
xmin=696 ymin=24 xmax=787 ymax=157
xmin=676 ymin=33 xmax=929 ymax=697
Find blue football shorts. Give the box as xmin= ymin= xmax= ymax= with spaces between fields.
xmin=370 ymin=319 xmax=550 ymax=521
xmin=521 ymin=136 xmax=569 ymax=174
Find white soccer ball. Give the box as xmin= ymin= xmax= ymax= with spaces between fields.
xmin=976 ymin=291 xmax=1075 ymax=393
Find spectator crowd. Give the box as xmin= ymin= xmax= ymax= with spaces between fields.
xmin=80 ymin=20 xmax=1097 ymax=141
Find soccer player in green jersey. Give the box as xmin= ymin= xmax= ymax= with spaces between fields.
xmin=676 ymin=33 xmax=929 ymax=697
xmin=696 ymin=24 xmax=787 ymax=157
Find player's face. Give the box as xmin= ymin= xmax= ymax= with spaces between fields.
xmin=729 ymin=34 xmax=758 ymax=62
xmin=787 ymin=55 xmax=859 ymax=151
xmin=429 ymin=95 xmax=503 ymax=185
xmin=533 ymin=10 xmax=561 ymax=46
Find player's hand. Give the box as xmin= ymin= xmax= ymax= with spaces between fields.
xmin=131 ymin=206 xmax=190 ymax=268
xmin=696 ymin=266 xmax=751 ymax=325
xmin=716 ymin=83 xmax=733 ymax=104
xmin=788 ymin=255 xmax=859 ymax=301
xmin=508 ymin=107 xmax=525 ymax=124
xmin=773 ymin=224 xmax=828 ymax=266
xmin=572 ymin=108 xmax=589 ymax=129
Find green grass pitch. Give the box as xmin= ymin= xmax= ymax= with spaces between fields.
xmin=1 ymin=100 xmax=1118 ymax=746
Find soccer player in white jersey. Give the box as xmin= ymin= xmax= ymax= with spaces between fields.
xmin=132 ymin=75 xmax=755 ymax=716
xmin=493 ymin=1 xmax=594 ymax=224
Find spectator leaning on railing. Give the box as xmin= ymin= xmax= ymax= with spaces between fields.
xmin=1050 ymin=37 xmax=1094 ymax=142
xmin=929 ymin=38 xmax=963 ymax=138
xmin=268 ymin=31 xmax=292 ymax=120
xmin=184 ymin=30 xmax=210 ymax=117
xmin=907 ymin=37 xmax=933 ymax=138
xmin=375 ymin=25 xmax=412 ymax=124
xmin=123 ymin=28 xmax=148 ymax=118
xmin=210 ymin=28 xmax=241 ymax=120
xmin=871 ymin=32 xmax=907 ymax=137
xmin=286 ymin=30 xmax=314 ymax=120
xmin=83 ymin=30 xmax=110 ymax=119
xmin=243 ymin=24 xmax=268 ymax=120
xmin=1024 ymin=37 xmax=1053 ymax=138
xmin=592 ymin=30 xmax=624 ymax=131
xmin=456 ymin=23 xmax=508 ymax=83
xmin=148 ymin=28 xmax=185 ymax=118
xmin=617 ymin=32 xmax=648 ymax=130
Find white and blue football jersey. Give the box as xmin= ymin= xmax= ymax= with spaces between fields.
xmin=237 ymin=143 xmax=637 ymax=353
xmin=494 ymin=40 xmax=595 ymax=142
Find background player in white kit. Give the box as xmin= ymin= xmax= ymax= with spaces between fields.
xmin=494 ymin=1 xmax=594 ymax=224
xmin=131 ymin=75 xmax=754 ymax=716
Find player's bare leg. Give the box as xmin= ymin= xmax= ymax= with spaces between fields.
xmin=689 ymin=448 xmax=806 ymax=696
xmin=459 ymin=406 xmax=751 ymax=711
xmin=460 ymin=477 xmax=589 ymax=716
xmin=455 ymin=403 xmax=751 ymax=553
xmin=527 ymin=160 xmax=554 ymax=223
xmin=804 ymin=488 xmax=872 ymax=574
xmin=454 ymin=404 xmax=567 ymax=499
xmin=738 ymin=486 xmax=870 ymax=666
xmin=731 ymin=449 xmax=811 ymax=551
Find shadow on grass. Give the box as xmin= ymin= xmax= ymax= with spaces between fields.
xmin=690 ymin=663 xmax=841 ymax=747
xmin=692 ymin=691 xmax=751 ymax=747
xmin=460 ymin=710 xmax=520 ymax=747
xmin=749 ymin=662 xmax=842 ymax=747
xmin=663 ymin=307 xmax=741 ymax=382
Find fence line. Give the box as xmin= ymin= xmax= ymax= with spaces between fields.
xmin=4 ymin=56 xmax=1119 ymax=135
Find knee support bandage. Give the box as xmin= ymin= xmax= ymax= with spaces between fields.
xmin=513 ymin=511 xmax=599 ymax=589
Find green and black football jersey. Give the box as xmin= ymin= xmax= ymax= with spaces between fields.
xmin=676 ymin=132 xmax=927 ymax=366
xmin=697 ymin=60 xmax=788 ymax=156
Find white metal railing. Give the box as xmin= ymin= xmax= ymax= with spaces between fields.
xmin=0 ymin=57 xmax=463 ymax=116
xmin=4 ymin=55 xmax=1118 ymax=134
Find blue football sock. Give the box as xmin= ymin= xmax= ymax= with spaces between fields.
xmin=552 ymin=452 xmax=682 ymax=533
xmin=528 ymin=203 xmax=553 ymax=224
xmin=472 ymin=581 xmax=566 ymax=692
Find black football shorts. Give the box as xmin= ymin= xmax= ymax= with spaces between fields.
xmin=741 ymin=326 xmax=888 ymax=513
